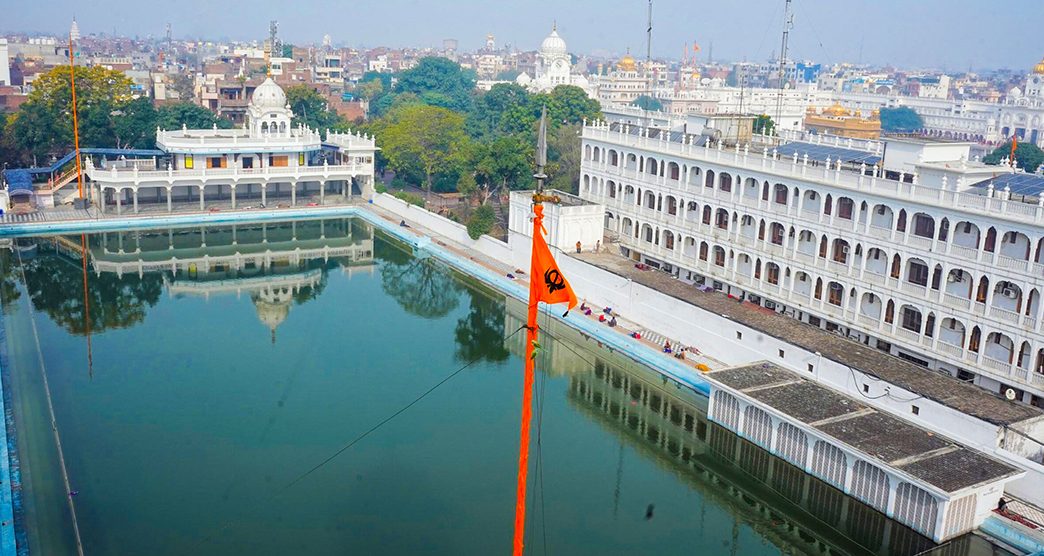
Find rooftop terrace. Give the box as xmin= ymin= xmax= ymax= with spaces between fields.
xmin=710 ymin=361 xmax=1022 ymax=493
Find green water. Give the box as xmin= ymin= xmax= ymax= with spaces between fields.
xmin=0 ymin=217 xmax=943 ymax=555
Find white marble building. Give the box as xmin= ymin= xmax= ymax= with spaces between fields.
xmin=579 ymin=120 xmax=1044 ymax=407
xmin=86 ymin=78 xmax=377 ymax=213
xmin=516 ymin=25 xmax=593 ymax=96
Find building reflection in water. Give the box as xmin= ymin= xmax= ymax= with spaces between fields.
xmin=502 ymin=297 xmax=957 ymax=556
xmin=35 ymin=218 xmax=374 ymax=340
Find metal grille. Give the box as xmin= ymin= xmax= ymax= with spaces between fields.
xmin=851 ymin=460 xmax=891 ymax=513
xmin=742 ymin=405 xmax=773 ymax=448
xmin=894 ymin=482 xmax=939 ymax=539
xmin=712 ymin=390 xmax=740 ymax=430
xmin=776 ymin=422 xmax=809 ymax=468
xmin=811 ymin=441 xmax=848 ymax=489
xmin=942 ymin=494 xmax=975 ymax=540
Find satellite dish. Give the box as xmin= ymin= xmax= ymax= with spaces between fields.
xmin=1004 ymin=388 xmax=1017 ymax=401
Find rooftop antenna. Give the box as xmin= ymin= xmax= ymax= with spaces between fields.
xmin=643 ymin=0 xmax=653 ymax=128
xmin=774 ymin=0 xmax=794 ymax=137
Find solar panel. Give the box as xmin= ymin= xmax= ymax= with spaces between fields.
xmin=969 ymin=172 xmax=1044 ymax=197
xmin=776 ymin=141 xmax=882 ymax=165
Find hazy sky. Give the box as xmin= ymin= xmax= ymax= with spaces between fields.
xmin=4 ymin=0 xmax=1042 ymax=70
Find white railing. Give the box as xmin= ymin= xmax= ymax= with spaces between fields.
xmin=87 ymin=163 xmax=373 ymax=184
xmin=936 ymin=341 xmax=964 ymax=358
xmin=895 ymin=327 xmax=921 ymax=344
xmin=943 ymin=292 xmax=972 ymax=311
xmin=981 ymin=355 xmax=1013 ymax=374
xmin=586 ymin=163 xmax=1044 ymax=286
xmin=583 ymin=123 xmax=1044 ymax=226
xmin=990 ymin=305 xmax=1021 ymax=325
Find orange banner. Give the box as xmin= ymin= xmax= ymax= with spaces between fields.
xmin=512 ymin=202 xmax=577 ymax=556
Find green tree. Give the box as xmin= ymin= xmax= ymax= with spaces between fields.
xmin=547 ymin=123 xmax=582 ymax=194
xmin=538 ymin=85 xmax=601 ymax=126
xmin=468 ymin=82 xmax=531 ymax=137
xmin=879 ymin=107 xmax=924 ymax=133
xmin=9 ymin=65 xmax=135 ymax=158
xmin=156 ymin=102 xmax=232 ymax=130
xmin=456 ymin=171 xmax=478 ymax=201
xmin=466 ymin=204 xmax=496 ymax=239
xmin=631 ymin=95 xmax=663 ymax=111
xmin=473 ymin=134 xmax=530 ymax=203
xmin=112 ymin=97 xmax=159 ymax=149
xmin=393 ymin=57 xmax=476 ymax=112
xmin=285 ymin=85 xmax=347 ymax=133
xmin=984 ymin=140 xmax=1044 ymax=173
xmin=753 ymin=114 xmax=775 ymax=135
xmin=380 ymin=104 xmax=469 ymax=199
xmin=355 ymin=79 xmax=385 ymax=101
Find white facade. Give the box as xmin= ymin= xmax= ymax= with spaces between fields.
xmin=85 ymin=78 xmax=377 ymax=213
xmin=579 ymin=121 xmax=1044 ymax=406
xmin=0 ymin=39 xmax=10 ymax=86
xmin=515 ymin=25 xmax=593 ymax=97
xmin=508 ymin=190 xmax=604 ymax=252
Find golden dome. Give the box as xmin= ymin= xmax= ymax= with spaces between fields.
xmin=1034 ymin=57 xmax=1044 ymax=75
xmin=691 ymin=70 xmax=701 ymax=80
xmin=825 ymin=103 xmax=849 ymax=117
xmin=617 ymin=54 xmax=637 ymax=72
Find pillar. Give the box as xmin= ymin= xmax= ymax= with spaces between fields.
xmin=166 ymin=187 xmax=172 ymax=213
xmin=261 ymin=183 xmax=267 ymax=206
xmin=319 ymin=180 xmax=325 ymax=204
xmin=231 ymin=184 xmax=237 ymax=209
xmin=291 ymin=181 xmax=297 ymax=206
xmin=132 ymin=188 xmax=139 ymax=214
xmin=199 ymin=185 xmax=205 ymax=211
xmin=116 ymin=188 xmax=122 ymax=215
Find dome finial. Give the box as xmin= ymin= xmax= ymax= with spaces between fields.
xmin=553 ymin=20 xmax=557 ymax=31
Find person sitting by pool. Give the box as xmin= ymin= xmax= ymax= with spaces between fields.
xmin=400 ymin=219 xmax=410 ymax=227
xmin=599 ymin=314 xmax=606 ymax=323
xmin=631 ymin=331 xmax=641 ymax=340
xmin=608 ymin=316 xmax=618 ymax=328
xmin=583 ymin=307 xmax=593 ymax=316
xmin=663 ymin=341 xmax=672 ymax=354
xmin=580 ymin=301 xmax=588 ymax=312
xmin=603 ymin=307 xmax=613 ymax=315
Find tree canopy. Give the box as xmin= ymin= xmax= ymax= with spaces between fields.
xmin=879 ymin=107 xmax=924 ymax=133
xmin=285 ymin=85 xmax=348 ymax=133
xmin=156 ymin=102 xmax=233 ymax=131
xmin=378 ymin=104 xmax=470 ymax=197
xmin=393 ymin=57 xmax=476 ymax=112
xmin=631 ymin=95 xmax=663 ymax=112
xmin=984 ymin=140 xmax=1044 ymax=173
xmin=753 ymin=114 xmax=775 ymax=135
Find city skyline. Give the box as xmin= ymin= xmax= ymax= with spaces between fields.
xmin=3 ymin=0 xmax=1042 ymax=71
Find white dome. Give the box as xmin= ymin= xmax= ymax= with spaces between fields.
xmin=251 ymin=77 xmax=287 ymax=109
xmin=540 ymin=27 xmax=567 ymax=57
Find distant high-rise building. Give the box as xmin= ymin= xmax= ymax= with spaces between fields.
xmin=443 ymin=39 xmax=458 ymax=52
xmin=0 ymin=39 xmax=10 ymax=86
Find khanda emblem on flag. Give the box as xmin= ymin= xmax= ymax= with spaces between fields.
xmin=544 ymin=268 xmax=565 ymax=294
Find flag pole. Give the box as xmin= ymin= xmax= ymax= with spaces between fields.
xmin=512 ymin=105 xmax=554 ymax=556
xmin=69 ymin=19 xmax=85 ymax=200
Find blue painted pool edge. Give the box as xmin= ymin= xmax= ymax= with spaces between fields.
xmin=980 ymin=515 xmax=1044 ymax=554
xmin=0 ymin=316 xmax=19 ymax=555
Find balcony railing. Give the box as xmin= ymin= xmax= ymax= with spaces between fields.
xmin=85 ymin=162 xmax=373 ymax=184
xmin=583 ymin=122 xmax=1044 ymax=224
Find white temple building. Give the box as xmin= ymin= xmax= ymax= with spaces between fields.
xmin=516 ymin=25 xmax=594 ymax=97
xmin=85 ymin=78 xmax=377 ymax=213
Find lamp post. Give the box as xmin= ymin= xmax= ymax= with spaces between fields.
xmin=69 ymin=18 xmax=85 ymax=201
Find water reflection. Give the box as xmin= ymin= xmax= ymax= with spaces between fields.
xmin=502 ymin=300 xmax=941 ymax=556
xmin=4 ymin=218 xmax=374 ymax=338
xmin=375 ymin=241 xmax=462 ymax=320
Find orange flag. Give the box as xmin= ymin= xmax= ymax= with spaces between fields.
xmin=528 ymin=204 xmax=578 ymax=313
